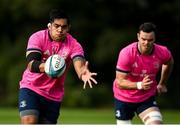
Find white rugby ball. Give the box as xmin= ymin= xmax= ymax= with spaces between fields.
xmin=45 ymin=54 xmax=66 ymax=78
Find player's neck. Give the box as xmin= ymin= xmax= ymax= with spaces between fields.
xmin=138 ymin=43 xmax=153 ymax=55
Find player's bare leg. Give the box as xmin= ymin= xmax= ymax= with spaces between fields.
xmin=139 ymin=107 xmax=163 ymax=125
xmin=21 ymin=115 xmax=38 ymax=124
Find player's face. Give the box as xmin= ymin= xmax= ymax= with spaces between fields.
xmin=137 ymin=31 xmax=155 ymax=55
xmin=48 ymin=18 xmax=70 ymax=42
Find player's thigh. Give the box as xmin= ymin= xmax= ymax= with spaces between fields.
xmin=39 ymin=98 xmax=61 ymax=124
xmin=137 ymin=97 xmax=163 ymax=125
xmin=114 ymin=98 xmax=135 ymax=120
xmin=19 ymin=88 xmax=40 ymax=124
xmin=139 ymin=107 xmax=162 ymax=125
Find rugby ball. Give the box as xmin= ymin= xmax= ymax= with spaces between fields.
xmin=45 ymin=54 xmax=66 ymax=78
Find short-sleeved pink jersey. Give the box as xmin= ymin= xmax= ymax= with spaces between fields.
xmin=113 ymin=42 xmax=172 ymax=103
xmin=20 ymin=29 xmax=84 ymax=102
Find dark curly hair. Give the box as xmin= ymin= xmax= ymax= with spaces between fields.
xmin=49 ymin=9 xmax=70 ymax=25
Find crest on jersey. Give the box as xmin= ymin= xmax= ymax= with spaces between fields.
xmin=132 ymin=62 xmax=138 ymax=68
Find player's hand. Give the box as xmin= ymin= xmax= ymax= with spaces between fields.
xmin=141 ymin=75 xmax=153 ymax=90
xmin=157 ymin=84 xmax=167 ymax=94
xmin=81 ymin=61 xmax=97 ymax=89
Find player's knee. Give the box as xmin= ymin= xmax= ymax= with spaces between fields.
xmin=117 ymin=119 xmax=132 ymax=125
xmin=21 ymin=115 xmax=38 ymax=124
xmin=142 ymin=111 xmax=163 ymax=125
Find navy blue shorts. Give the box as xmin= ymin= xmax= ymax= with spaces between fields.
xmin=114 ymin=96 xmax=158 ymax=120
xmin=19 ymin=88 xmax=61 ymax=124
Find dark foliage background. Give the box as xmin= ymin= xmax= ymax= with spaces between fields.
xmin=0 ymin=0 xmax=179 ymax=109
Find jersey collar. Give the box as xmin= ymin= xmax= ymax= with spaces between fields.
xmin=137 ymin=42 xmax=154 ymax=55
xmin=48 ymin=30 xmax=53 ymax=42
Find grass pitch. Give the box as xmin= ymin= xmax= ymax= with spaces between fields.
xmin=0 ymin=107 xmax=180 ymax=124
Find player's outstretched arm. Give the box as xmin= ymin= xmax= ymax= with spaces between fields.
xmin=73 ymin=59 xmax=97 ymax=89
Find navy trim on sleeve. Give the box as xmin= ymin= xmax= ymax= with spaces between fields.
xmin=116 ymin=68 xmax=130 ymax=73
xmin=27 ymin=48 xmax=42 ymax=53
xmin=72 ymin=55 xmax=85 ymax=63
xmin=72 ymin=55 xmax=85 ymax=60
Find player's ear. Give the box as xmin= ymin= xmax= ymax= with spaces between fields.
xmin=137 ymin=33 xmax=140 ymax=39
xmin=47 ymin=23 xmax=51 ymax=29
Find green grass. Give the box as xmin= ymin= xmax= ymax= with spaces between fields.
xmin=0 ymin=108 xmax=180 ymax=124
xmin=58 ymin=108 xmax=115 ymax=124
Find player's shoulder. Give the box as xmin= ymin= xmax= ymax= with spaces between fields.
xmin=30 ymin=29 xmax=47 ymax=38
xmin=126 ymin=42 xmax=137 ymax=48
xmin=66 ymin=33 xmax=81 ymax=46
xmin=32 ymin=29 xmax=47 ymax=35
xmin=119 ymin=42 xmax=138 ymax=58
xmin=66 ymin=33 xmax=76 ymax=41
xmin=154 ymin=43 xmax=169 ymax=52
xmin=28 ymin=29 xmax=49 ymax=46
xmin=121 ymin=42 xmax=137 ymax=52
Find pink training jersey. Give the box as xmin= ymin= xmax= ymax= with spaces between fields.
xmin=20 ymin=29 xmax=84 ymax=102
xmin=113 ymin=42 xmax=172 ymax=103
